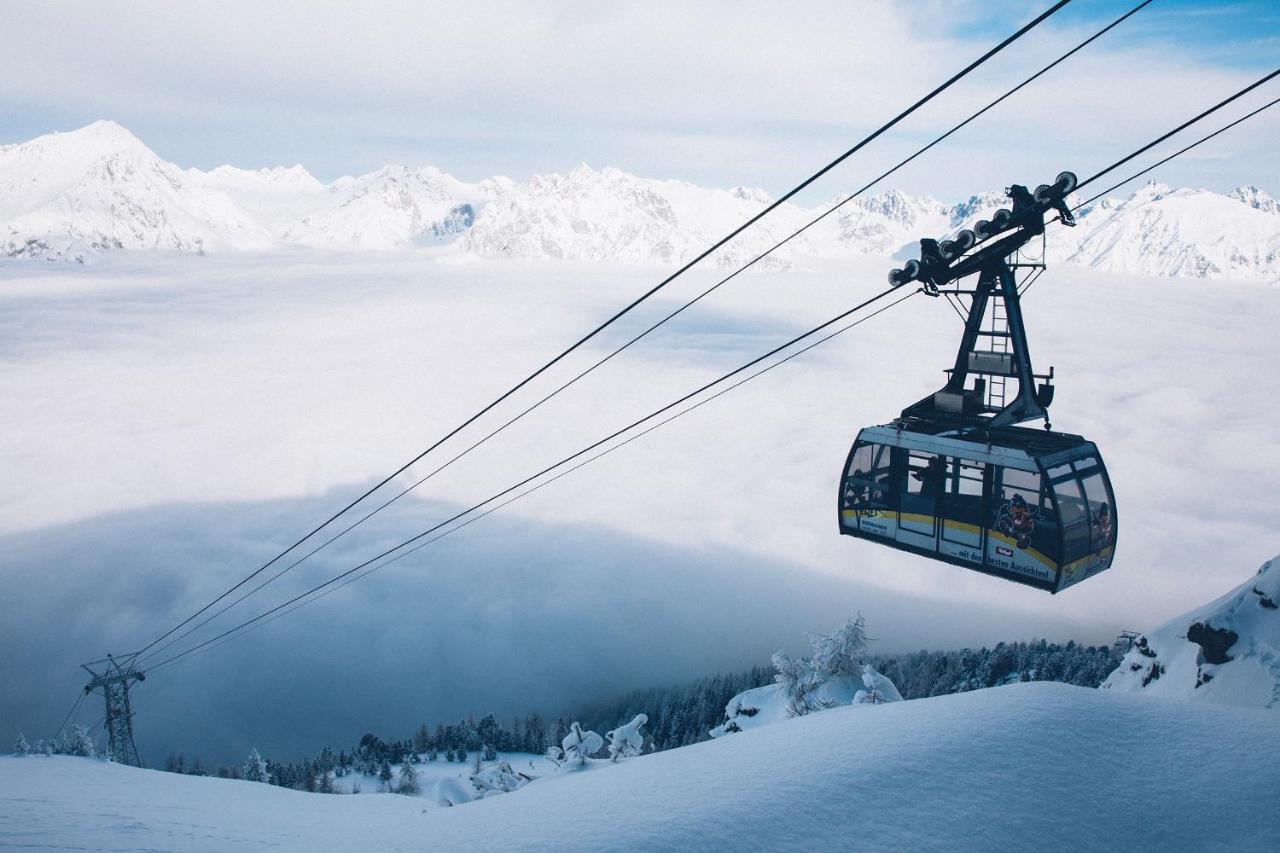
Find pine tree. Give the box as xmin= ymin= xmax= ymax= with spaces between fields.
xmin=397 ymin=753 xmax=419 ymax=795
xmin=377 ymin=759 xmax=393 ymax=792
xmin=413 ymin=723 xmax=430 ymax=755
xmin=483 ymin=743 xmax=497 ymax=762
xmin=243 ymin=748 xmax=270 ymax=783
xmin=13 ymin=733 xmax=29 ymax=756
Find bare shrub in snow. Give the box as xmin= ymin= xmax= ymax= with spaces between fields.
xmin=470 ymin=760 xmax=534 ymax=797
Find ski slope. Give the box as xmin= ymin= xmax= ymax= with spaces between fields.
xmin=2 ymin=683 xmax=1276 ymax=851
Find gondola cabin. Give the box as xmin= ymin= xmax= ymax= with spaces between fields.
xmin=839 ymin=423 xmax=1116 ymax=593
xmin=838 ymin=171 xmax=1118 ymax=593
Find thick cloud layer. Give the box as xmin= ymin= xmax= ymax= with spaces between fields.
xmin=2 ymin=252 xmax=1277 ymax=765
xmin=0 ymin=488 xmax=1090 ymax=766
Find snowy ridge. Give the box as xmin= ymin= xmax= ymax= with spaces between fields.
xmin=3 ymin=121 xmax=1279 ymax=281
xmin=4 ymin=684 xmax=1278 ymax=850
xmin=1103 ymin=553 xmax=1280 ymax=709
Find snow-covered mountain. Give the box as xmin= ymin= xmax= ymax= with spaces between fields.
xmin=0 ymin=121 xmax=273 ymax=261
xmin=460 ymin=164 xmax=817 ymax=269
xmin=1103 ymin=553 xmax=1279 ymax=709
xmin=3 ymin=121 xmax=1278 ymax=282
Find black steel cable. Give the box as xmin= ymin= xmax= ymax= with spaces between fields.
xmin=151 ymin=43 xmax=1278 ymax=674
xmin=1074 ymin=66 xmax=1280 ymax=193
xmin=147 ymin=282 xmax=910 ymax=672
xmin=148 ymin=288 xmax=923 ymax=673
xmin=136 ymin=0 xmax=1073 ymax=658
xmin=52 ymin=691 xmax=85 ymax=739
xmin=1074 ymin=94 xmax=1280 ymax=209
xmin=139 ymin=0 xmax=1143 ymax=660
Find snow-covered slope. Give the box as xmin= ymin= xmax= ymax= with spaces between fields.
xmin=3 ymin=684 xmax=1277 ymax=851
xmin=3 ymin=121 xmax=1279 ymax=281
xmin=1057 ymin=183 xmax=1280 ymax=280
xmin=1103 ymin=554 xmax=1280 ymax=709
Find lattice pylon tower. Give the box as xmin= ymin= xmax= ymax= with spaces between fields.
xmin=81 ymin=653 xmax=145 ymax=767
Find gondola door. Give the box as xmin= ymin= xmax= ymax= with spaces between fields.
xmin=939 ymin=457 xmax=987 ymax=566
xmin=896 ymin=449 xmax=941 ymax=552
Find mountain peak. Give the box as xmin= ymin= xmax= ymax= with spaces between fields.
xmin=52 ymin=120 xmax=153 ymax=156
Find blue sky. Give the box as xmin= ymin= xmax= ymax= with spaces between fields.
xmin=2 ymin=0 xmax=1277 ymax=199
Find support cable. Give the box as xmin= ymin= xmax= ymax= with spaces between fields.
xmin=135 ymin=0 xmax=1073 ymax=658
xmin=139 ymin=0 xmax=1146 ymax=659
xmin=147 ymin=283 xmax=910 ymax=672
xmin=147 ymin=288 xmax=921 ymax=672
xmin=147 ymin=56 xmax=1280 ymax=674
xmin=1073 ymin=67 xmax=1280 ymax=194
xmin=1074 ymin=93 xmax=1280 ymax=209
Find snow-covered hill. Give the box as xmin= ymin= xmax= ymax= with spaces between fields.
xmin=3 ymin=121 xmax=1279 ymax=281
xmin=4 ymin=684 xmax=1277 ymax=851
xmin=1104 ymin=553 xmax=1280 ymax=709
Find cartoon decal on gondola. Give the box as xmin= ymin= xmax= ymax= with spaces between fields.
xmin=994 ymin=494 xmax=1038 ymax=549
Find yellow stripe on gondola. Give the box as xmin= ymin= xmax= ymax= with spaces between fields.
xmin=844 ymin=509 xmax=1058 ymax=570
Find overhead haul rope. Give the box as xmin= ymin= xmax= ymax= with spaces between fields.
xmin=1072 ymin=66 xmax=1280 ymax=196
xmin=148 ymin=49 xmax=1280 ymax=676
xmin=135 ymin=0 xmax=1074 ymax=659
xmin=146 ymin=283 xmax=915 ymax=672
xmin=141 ymin=1 xmax=1155 ymax=663
xmin=1073 ymin=92 xmax=1280 ymax=209
xmin=148 ymin=288 xmax=922 ymax=672
xmin=52 ymin=691 xmax=86 ymax=740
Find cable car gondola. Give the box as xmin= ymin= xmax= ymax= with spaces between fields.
xmin=838 ymin=172 xmax=1117 ymax=593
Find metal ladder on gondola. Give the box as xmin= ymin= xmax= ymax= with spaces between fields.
xmin=983 ymin=294 xmax=1012 ymax=411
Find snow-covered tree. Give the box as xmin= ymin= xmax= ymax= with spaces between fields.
xmin=561 ymin=722 xmax=603 ymax=767
xmin=13 ymin=733 xmax=29 ymax=756
xmin=483 ymin=743 xmax=497 ymax=762
xmin=808 ymin=615 xmax=870 ymax=678
xmin=243 ymin=748 xmax=270 ymax=783
xmin=377 ymin=759 xmax=393 ymax=792
xmin=63 ymin=724 xmax=96 ymax=758
xmin=606 ymin=714 xmax=648 ymax=762
xmin=397 ymin=753 xmax=419 ymax=795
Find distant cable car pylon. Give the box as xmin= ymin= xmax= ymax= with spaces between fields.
xmin=81 ymin=653 xmax=145 ymax=767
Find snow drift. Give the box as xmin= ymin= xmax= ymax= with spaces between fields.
xmin=4 ymin=684 xmax=1277 ymax=851
xmin=1103 ymin=553 xmax=1280 ymax=709
xmin=4 ymin=122 xmax=1278 ymax=281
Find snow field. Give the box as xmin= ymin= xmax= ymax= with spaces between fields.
xmin=3 ymin=683 xmax=1276 ymax=851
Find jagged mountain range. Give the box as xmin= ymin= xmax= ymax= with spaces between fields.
xmin=2 ymin=121 xmax=1278 ymax=281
